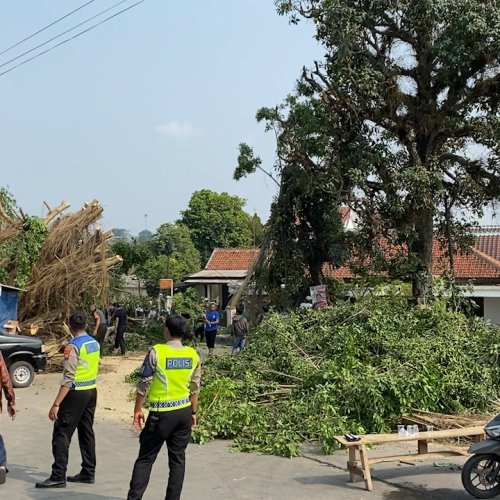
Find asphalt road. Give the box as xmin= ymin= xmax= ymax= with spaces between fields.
xmin=0 ymin=372 xmax=476 ymax=500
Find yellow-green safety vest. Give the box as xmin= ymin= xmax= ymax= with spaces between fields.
xmin=147 ymin=344 xmax=198 ymax=412
xmin=70 ymin=334 xmax=100 ymax=391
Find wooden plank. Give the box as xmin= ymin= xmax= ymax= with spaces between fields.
xmin=334 ymin=426 xmax=484 ymax=446
xmin=418 ymin=439 xmax=428 ymax=454
xmin=350 ymin=450 xmax=465 ymax=466
xmin=359 ymin=445 xmax=373 ymax=491
xmin=348 ymin=447 xmax=357 ymax=482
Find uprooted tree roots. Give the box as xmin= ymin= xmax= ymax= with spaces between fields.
xmin=0 ymin=199 xmax=122 ymax=365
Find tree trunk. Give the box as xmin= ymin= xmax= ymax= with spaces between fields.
xmin=410 ymin=210 xmax=434 ymax=304
xmin=309 ymin=261 xmax=323 ymax=286
xmin=444 ymin=197 xmax=458 ymax=310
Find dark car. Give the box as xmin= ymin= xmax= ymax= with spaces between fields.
xmin=0 ymin=332 xmax=47 ymax=388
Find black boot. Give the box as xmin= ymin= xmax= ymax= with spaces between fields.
xmin=67 ymin=473 xmax=95 ymax=484
xmin=35 ymin=477 xmax=66 ymax=488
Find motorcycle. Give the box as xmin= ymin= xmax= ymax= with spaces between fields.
xmin=462 ymin=414 xmax=500 ymax=498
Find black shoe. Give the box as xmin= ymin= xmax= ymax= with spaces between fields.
xmin=35 ymin=478 xmax=66 ymax=488
xmin=67 ymin=473 xmax=95 ymax=484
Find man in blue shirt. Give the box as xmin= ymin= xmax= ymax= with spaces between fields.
xmin=203 ymin=303 xmax=219 ymax=355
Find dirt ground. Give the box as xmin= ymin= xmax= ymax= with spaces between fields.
xmin=94 ymin=353 xmax=145 ymax=423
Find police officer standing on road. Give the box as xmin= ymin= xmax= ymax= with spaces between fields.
xmin=36 ymin=313 xmax=100 ymax=489
xmin=127 ymin=314 xmax=201 ymax=500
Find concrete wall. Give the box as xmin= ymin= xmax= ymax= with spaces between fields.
xmin=484 ymin=297 xmax=500 ymax=325
xmin=193 ymin=284 xmax=222 ymax=305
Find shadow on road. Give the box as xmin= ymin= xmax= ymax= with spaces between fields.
xmin=26 ymin=493 xmax=123 ymax=500
xmin=294 ymin=467 xmax=473 ymax=500
xmin=7 ymin=463 xmax=123 ymax=500
xmin=382 ymin=487 xmax=471 ymax=500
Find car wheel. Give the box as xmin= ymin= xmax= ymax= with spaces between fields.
xmin=9 ymin=361 xmax=35 ymax=388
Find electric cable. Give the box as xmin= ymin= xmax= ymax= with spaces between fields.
xmin=0 ymin=0 xmax=132 ymax=70
xmin=0 ymin=0 xmax=145 ymax=78
xmin=0 ymin=0 xmax=97 ymax=57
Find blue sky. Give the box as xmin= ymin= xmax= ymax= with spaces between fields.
xmin=0 ymin=0 xmax=321 ymax=234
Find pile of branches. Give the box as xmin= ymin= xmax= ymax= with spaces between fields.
xmin=0 ymin=199 xmax=121 ymax=364
xmin=192 ymin=296 xmax=499 ymax=457
xmin=404 ymin=409 xmax=487 ymax=431
xmin=19 ymin=201 xmax=121 ymax=360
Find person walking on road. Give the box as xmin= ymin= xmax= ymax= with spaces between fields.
xmin=231 ymin=304 xmax=249 ymax=354
xmin=36 ymin=313 xmax=100 ymax=489
xmin=90 ymin=304 xmax=107 ymax=347
xmin=113 ymin=303 xmax=128 ymax=355
xmin=203 ymin=302 xmax=219 ymax=355
xmin=127 ymin=314 xmax=201 ymax=500
xmin=0 ymin=350 xmax=15 ymax=485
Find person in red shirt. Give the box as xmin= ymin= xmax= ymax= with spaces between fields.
xmin=0 ymin=350 xmax=16 ymax=485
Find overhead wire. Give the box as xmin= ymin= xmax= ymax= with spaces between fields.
xmin=0 ymin=0 xmax=97 ymax=57
xmin=0 ymin=0 xmax=145 ymax=78
xmin=0 ymin=0 xmax=133 ymax=70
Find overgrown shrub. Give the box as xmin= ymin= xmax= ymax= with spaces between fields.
xmin=192 ymin=296 xmax=500 ymax=457
xmin=125 ymin=321 xmax=165 ymax=352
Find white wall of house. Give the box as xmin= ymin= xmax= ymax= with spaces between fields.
xmin=484 ymin=297 xmax=500 ymax=325
xmin=192 ymin=284 xmax=222 ymax=304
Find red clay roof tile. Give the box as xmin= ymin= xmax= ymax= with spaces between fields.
xmin=205 ymin=248 xmax=260 ymax=271
xmin=325 ymin=232 xmax=500 ymax=281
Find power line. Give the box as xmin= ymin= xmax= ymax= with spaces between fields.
xmin=0 ymin=0 xmax=132 ymax=71
xmin=0 ymin=1 xmax=145 ymax=78
xmin=0 ymin=0 xmax=97 ymax=57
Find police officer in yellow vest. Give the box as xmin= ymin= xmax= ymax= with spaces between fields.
xmin=36 ymin=313 xmax=100 ymax=489
xmin=127 ymin=314 xmax=201 ymax=500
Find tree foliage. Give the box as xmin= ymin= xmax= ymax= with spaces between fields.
xmin=237 ymin=96 xmax=349 ymax=293
xmin=245 ymin=0 xmax=500 ymax=300
xmin=110 ymin=239 xmax=151 ymax=275
xmin=136 ymin=223 xmax=200 ymax=296
xmin=179 ymin=190 xmax=257 ymax=263
xmin=111 ymin=223 xmax=201 ymax=297
xmin=0 ymin=189 xmax=48 ymax=288
xmin=247 ymin=213 xmax=265 ymax=246
xmin=193 ymin=294 xmax=500 ymax=457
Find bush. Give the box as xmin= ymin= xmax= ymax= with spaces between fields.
xmin=125 ymin=321 xmax=165 ymax=352
xmin=172 ymin=288 xmax=202 ymax=328
xmin=192 ymin=296 xmax=500 ymax=457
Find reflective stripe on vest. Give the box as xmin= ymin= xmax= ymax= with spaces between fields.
xmin=147 ymin=344 xmax=199 ymax=412
xmin=70 ymin=334 xmax=100 ymax=391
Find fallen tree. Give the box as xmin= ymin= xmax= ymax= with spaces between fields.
xmin=192 ymin=295 xmax=500 ymax=457
xmin=0 ymin=197 xmax=121 ymax=364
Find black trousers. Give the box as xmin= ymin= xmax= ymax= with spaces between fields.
xmin=114 ymin=328 xmax=126 ymax=354
xmin=205 ymin=330 xmax=217 ymax=349
xmin=51 ymin=388 xmax=97 ymax=481
xmin=127 ymin=406 xmax=192 ymax=500
xmin=94 ymin=324 xmax=107 ymax=347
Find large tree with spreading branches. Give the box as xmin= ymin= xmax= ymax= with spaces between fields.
xmin=240 ymin=0 xmax=500 ymax=301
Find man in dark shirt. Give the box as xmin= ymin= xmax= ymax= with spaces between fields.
xmin=113 ymin=303 xmax=127 ymax=355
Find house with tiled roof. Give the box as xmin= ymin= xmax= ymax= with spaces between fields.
xmin=184 ymin=248 xmax=260 ymax=319
xmin=324 ymin=227 xmax=500 ymax=325
xmin=185 ymin=227 xmax=500 ymax=325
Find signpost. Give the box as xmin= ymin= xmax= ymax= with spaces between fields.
xmin=310 ymin=285 xmax=328 ymax=309
xmin=159 ymin=279 xmax=174 ymax=313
